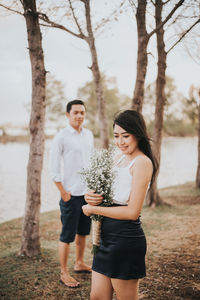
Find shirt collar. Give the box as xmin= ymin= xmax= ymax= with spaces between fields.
xmin=67 ymin=123 xmax=83 ymax=135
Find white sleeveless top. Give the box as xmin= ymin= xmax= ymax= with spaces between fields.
xmin=112 ymin=155 xmax=139 ymax=205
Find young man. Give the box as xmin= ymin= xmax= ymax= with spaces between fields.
xmin=49 ymin=100 xmax=94 ymax=287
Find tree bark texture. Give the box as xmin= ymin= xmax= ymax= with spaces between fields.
xmin=132 ymin=0 xmax=149 ymax=113
xmin=19 ymin=0 xmax=46 ymax=256
xmin=84 ymin=0 xmax=109 ymax=148
xmin=149 ymin=0 xmax=166 ymax=206
xmin=196 ymin=93 xmax=200 ymax=187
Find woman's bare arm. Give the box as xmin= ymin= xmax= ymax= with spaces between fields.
xmin=83 ymin=156 xmax=152 ymax=220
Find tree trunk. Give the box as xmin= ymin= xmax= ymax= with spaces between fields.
xmin=196 ymin=90 xmax=200 ymax=187
xmin=132 ymin=0 xmax=149 ymax=113
xmin=149 ymin=0 xmax=166 ymax=206
xmin=84 ymin=0 xmax=109 ymax=148
xmin=19 ymin=0 xmax=46 ymax=257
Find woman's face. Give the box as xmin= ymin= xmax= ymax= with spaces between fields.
xmin=113 ymin=124 xmax=139 ymax=156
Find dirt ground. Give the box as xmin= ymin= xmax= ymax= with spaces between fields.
xmin=0 ymin=183 xmax=199 ymax=299
xmin=139 ymin=193 xmax=200 ymax=300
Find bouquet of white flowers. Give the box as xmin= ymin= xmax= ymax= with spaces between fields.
xmin=81 ymin=146 xmax=116 ymax=255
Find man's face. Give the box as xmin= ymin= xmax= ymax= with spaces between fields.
xmin=66 ymin=104 xmax=85 ymax=129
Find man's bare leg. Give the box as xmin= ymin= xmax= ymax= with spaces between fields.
xmin=74 ymin=234 xmax=91 ymax=272
xmin=59 ymin=241 xmax=80 ymax=287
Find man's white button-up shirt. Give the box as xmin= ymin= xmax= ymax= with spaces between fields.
xmin=49 ymin=124 xmax=94 ymax=196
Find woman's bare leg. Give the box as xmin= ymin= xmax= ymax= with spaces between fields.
xmin=90 ymin=271 xmax=113 ymax=300
xmin=111 ymin=278 xmax=139 ymax=300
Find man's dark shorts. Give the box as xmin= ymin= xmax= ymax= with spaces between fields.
xmin=59 ymin=195 xmax=91 ymax=243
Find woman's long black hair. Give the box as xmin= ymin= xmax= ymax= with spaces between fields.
xmin=113 ymin=110 xmax=158 ymax=185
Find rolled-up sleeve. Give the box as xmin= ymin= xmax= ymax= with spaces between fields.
xmin=49 ymin=133 xmax=63 ymax=182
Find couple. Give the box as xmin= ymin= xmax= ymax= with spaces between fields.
xmin=49 ymin=100 xmax=157 ymax=300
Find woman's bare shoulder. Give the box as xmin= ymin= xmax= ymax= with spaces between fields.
xmin=136 ymin=155 xmax=152 ymax=166
xmin=130 ymin=155 xmax=153 ymax=175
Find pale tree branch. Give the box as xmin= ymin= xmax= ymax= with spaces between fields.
xmin=149 ymin=0 xmax=185 ymax=38
xmin=38 ymin=12 xmax=85 ymax=39
xmin=170 ymin=4 xmax=189 ymax=24
xmin=177 ymin=15 xmax=200 ymax=19
xmin=167 ymin=18 xmax=200 ymax=54
xmin=184 ymin=41 xmax=200 ymax=65
xmin=0 ymin=3 xmax=23 ymax=16
xmin=160 ymin=4 xmax=193 ymax=34
xmin=94 ymin=1 xmax=125 ymax=33
xmin=68 ymin=0 xmax=86 ymax=38
xmin=128 ymin=0 xmax=137 ymax=13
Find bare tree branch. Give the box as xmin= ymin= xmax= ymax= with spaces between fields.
xmin=128 ymin=0 xmax=137 ymax=13
xmin=183 ymin=37 xmax=200 ymax=65
xmin=176 ymin=15 xmax=199 ymax=19
xmin=167 ymin=18 xmax=200 ymax=53
xmin=149 ymin=0 xmax=185 ymax=38
xmin=184 ymin=42 xmax=200 ymax=65
xmin=0 ymin=3 xmax=23 ymax=16
xmin=94 ymin=1 xmax=125 ymax=33
xmin=129 ymin=0 xmax=186 ymax=39
xmin=38 ymin=12 xmax=84 ymax=39
xmin=163 ymin=0 xmax=171 ymax=5
xmin=68 ymin=0 xmax=86 ymax=37
xmin=150 ymin=0 xmax=156 ymax=6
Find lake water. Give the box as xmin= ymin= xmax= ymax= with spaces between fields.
xmin=0 ymin=137 xmax=198 ymax=223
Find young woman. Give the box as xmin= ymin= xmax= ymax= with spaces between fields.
xmin=82 ymin=110 xmax=158 ymax=300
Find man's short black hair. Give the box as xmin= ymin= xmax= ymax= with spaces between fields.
xmin=66 ymin=100 xmax=85 ymax=113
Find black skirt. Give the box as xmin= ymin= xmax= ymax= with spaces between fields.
xmin=92 ymin=212 xmax=147 ymax=280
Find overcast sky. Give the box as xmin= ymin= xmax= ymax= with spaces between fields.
xmin=0 ymin=6 xmax=199 ymax=126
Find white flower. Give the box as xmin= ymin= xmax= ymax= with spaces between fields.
xmin=80 ymin=146 xmax=116 ymax=254
xmin=80 ymin=146 xmax=116 ymax=221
